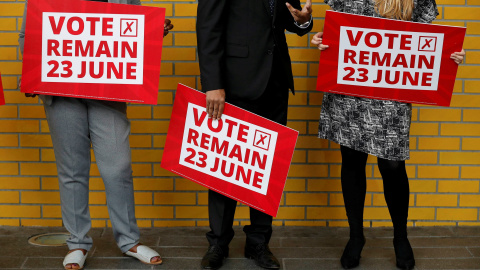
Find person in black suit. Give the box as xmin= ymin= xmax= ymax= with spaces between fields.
xmin=196 ymin=1 xmax=313 ymax=269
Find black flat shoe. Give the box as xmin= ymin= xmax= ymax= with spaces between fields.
xmin=245 ymin=242 xmax=280 ymax=269
xmin=340 ymin=236 xmax=366 ymax=269
xmin=394 ymin=237 xmax=415 ymax=270
xmin=201 ymin=245 xmax=228 ymax=270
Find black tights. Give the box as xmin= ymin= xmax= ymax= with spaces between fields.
xmin=340 ymin=146 xmax=410 ymax=239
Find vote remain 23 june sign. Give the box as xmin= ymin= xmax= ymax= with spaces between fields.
xmin=161 ymin=84 xmax=298 ymax=217
xmin=317 ymin=10 xmax=465 ymax=106
xmin=21 ymin=0 xmax=165 ymax=104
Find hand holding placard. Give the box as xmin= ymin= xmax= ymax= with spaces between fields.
xmin=164 ymin=18 xmax=173 ymax=37
xmin=450 ymin=49 xmax=465 ymax=64
xmin=206 ymin=89 xmax=225 ymax=120
xmin=311 ymin=32 xmax=329 ymax=51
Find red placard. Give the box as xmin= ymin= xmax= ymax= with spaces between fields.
xmin=21 ymin=0 xmax=165 ymax=104
xmin=317 ymin=10 xmax=465 ymax=107
xmin=161 ymin=84 xmax=298 ymax=217
xmin=0 ymin=74 xmax=5 ymax=106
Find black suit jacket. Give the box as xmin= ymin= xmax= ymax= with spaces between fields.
xmin=197 ymin=0 xmax=313 ymax=100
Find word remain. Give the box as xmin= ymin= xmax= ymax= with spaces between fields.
xmin=47 ymin=40 xmax=137 ymax=58
xmin=344 ymin=50 xmax=434 ymax=69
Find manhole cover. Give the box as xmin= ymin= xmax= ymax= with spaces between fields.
xmin=28 ymin=232 xmax=69 ymax=247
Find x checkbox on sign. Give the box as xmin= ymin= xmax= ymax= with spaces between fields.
xmin=253 ymin=130 xmax=272 ymax=151
xmin=418 ymin=36 xmax=437 ymax=52
xmin=120 ymin=18 xmax=138 ymax=37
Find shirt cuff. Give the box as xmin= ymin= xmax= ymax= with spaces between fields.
xmin=294 ymin=15 xmax=313 ymax=29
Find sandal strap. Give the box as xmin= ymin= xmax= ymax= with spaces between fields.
xmin=63 ymin=250 xmax=87 ymax=268
xmin=125 ymin=245 xmax=160 ymax=263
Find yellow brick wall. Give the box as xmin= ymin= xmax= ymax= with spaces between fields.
xmin=0 ymin=0 xmax=478 ymax=228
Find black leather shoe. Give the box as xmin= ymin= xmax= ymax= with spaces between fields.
xmin=201 ymin=245 xmax=228 ymax=269
xmin=245 ymin=243 xmax=280 ymax=269
xmin=394 ymin=237 xmax=415 ymax=270
xmin=340 ymin=236 xmax=366 ymax=269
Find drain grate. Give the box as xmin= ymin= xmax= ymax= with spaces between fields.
xmin=28 ymin=232 xmax=69 ymax=247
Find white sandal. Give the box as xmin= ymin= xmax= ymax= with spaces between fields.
xmin=125 ymin=245 xmax=162 ymax=265
xmin=63 ymin=249 xmax=88 ymax=270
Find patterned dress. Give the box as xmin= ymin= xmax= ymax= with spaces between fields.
xmin=318 ymin=0 xmax=439 ymax=161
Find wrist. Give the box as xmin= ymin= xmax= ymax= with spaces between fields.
xmin=295 ymin=18 xmax=308 ymax=25
xmin=295 ymin=15 xmax=312 ymax=28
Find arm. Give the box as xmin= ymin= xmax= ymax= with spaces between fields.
xmin=197 ymin=0 xmax=227 ymax=92
xmin=196 ymin=0 xmax=228 ymax=120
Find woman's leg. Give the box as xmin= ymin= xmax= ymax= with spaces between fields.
xmin=45 ymin=97 xmax=93 ymax=252
xmin=88 ymin=100 xmax=161 ymax=264
xmin=377 ymin=158 xmax=409 ymax=238
xmin=341 ymin=146 xmax=368 ymax=237
xmin=377 ymin=158 xmax=414 ymax=269
xmin=86 ymin=100 xmax=140 ymax=253
xmin=340 ymin=146 xmax=368 ymax=268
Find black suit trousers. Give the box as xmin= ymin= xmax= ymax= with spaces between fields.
xmin=206 ymin=51 xmax=289 ymax=248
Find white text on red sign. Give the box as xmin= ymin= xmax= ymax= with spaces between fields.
xmin=180 ymin=103 xmax=278 ymax=195
xmin=42 ymin=12 xmax=145 ymax=84
xmin=338 ymin=26 xmax=444 ymax=90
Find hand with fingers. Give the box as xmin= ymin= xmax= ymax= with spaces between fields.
xmin=206 ymin=89 xmax=225 ymax=120
xmin=311 ymin=32 xmax=329 ymax=51
xmin=286 ymin=0 xmax=313 ymax=24
xmin=450 ymin=49 xmax=465 ymax=65
xmin=164 ymin=19 xmax=173 ymax=37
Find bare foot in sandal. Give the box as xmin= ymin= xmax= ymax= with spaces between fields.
xmin=64 ymin=249 xmax=88 ymax=270
xmin=127 ymin=243 xmax=162 ymax=264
